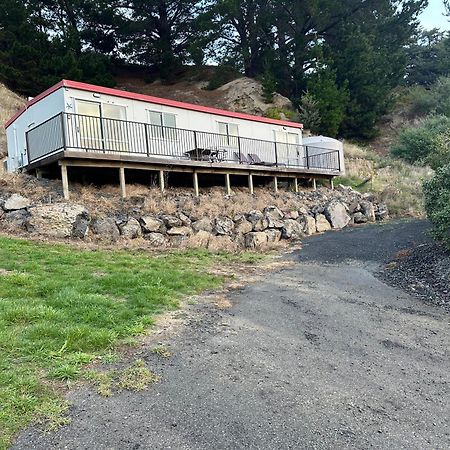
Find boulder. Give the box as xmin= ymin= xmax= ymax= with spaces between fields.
xmin=178 ymin=212 xmax=192 ymax=226
xmin=316 ymin=214 xmax=332 ymax=233
xmin=265 ymin=229 xmax=282 ymax=243
xmin=324 ymin=202 xmax=351 ymax=229
xmin=360 ymin=201 xmax=376 ymax=222
xmin=375 ymin=203 xmax=389 ymax=221
xmin=298 ymin=215 xmax=316 ymax=235
xmin=140 ymin=216 xmax=165 ymax=233
xmin=281 ymin=219 xmax=304 ymax=240
xmin=234 ymin=215 xmax=253 ymax=234
xmin=187 ymin=230 xmax=213 ymax=248
xmin=27 ymin=204 xmax=90 ymax=238
xmin=192 ymin=217 xmax=213 ymax=233
xmin=161 ymin=214 xmax=182 ymax=228
xmin=166 ymin=226 xmax=192 ymax=236
xmin=246 ymin=210 xmax=269 ymax=231
xmin=263 ymin=206 xmax=284 ymax=228
xmin=348 ymin=201 xmax=361 ymax=215
xmin=2 ymin=209 xmax=30 ymax=229
xmin=353 ymin=212 xmax=368 ymax=224
xmin=91 ymin=217 xmax=120 ymax=240
xmin=244 ymin=232 xmax=268 ymax=249
xmin=144 ymin=232 xmax=168 ymax=246
xmin=208 ymin=235 xmax=237 ymax=252
xmin=213 ymin=217 xmax=234 ymax=235
xmin=4 ymin=194 xmax=31 ymax=211
xmin=284 ymin=210 xmax=299 ymax=220
xmin=119 ymin=218 xmax=142 ymax=239
xmin=72 ymin=214 xmax=90 ymax=238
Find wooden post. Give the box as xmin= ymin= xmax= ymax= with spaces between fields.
xmin=36 ymin=168 xmax=43 ymax=179
xmin=61 ymin=163 xmax=69 ymax=200
xmin=274 ymin=176 xmax=278 ymax=193
xmin=330 ymin=178 xmax=334 ymax=190
xmin=294 ymin=177 xmax=298 ymax=193
xmin=225 ymin=173 xmax=231 ymax=195
xmin=119 ymin=166 xmax=126 ymax=198
xmin=248 ymin=173 xmax=254 ymax=195
xmin=159 ymin=170 xmax=165 ymax=193
xmin=193 ymin=171 xmax=199 ymax=197
xmin=312 ymin=178 xmax=317 ymax=191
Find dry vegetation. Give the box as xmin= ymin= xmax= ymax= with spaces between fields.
xmin=0 ymin=83 xmax=26 ymax=159
xmin=340 ymin=142 xmax=433 ymax=217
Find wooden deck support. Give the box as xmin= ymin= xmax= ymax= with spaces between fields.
xmin=193 ymin=171 xmax=199 ymax=197
xmin=330 ymin=178 xmax=334 ymax=190
xmin=274 ymin=176 xmax=278 ymax=193
xmin=225 ymin=173 xmax=231 ymax=195
xmin=61 ymin=163 xmax=69 ymax=200
xmin=159 ymin=170 xmax=165 ymax=193
xmin=119 ymin=166 xmax=126 ymax=198
xmin=293 ymin=177 xmax=298 ymax=193
xmin=248 ymin=173 xmax=254 ymax=195
xmin=312 ymin=178 xmax=317 ymax=191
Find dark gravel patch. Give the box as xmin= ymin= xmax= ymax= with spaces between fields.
xmin=379 ymin=241 xmax=450 ymax=310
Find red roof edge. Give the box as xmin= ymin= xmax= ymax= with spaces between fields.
xmin=5 ymin=79 xmax=303 ymax=130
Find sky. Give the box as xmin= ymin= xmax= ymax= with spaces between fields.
xmin=420 ymin=0 xmax=449 ymax=30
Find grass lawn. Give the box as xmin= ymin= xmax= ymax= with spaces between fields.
xmin=0 ymin=237 xmax=252 ymax=449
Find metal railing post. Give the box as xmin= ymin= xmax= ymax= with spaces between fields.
xmin=144 ymin=123 xmax=150 ymax=156
xmin=305 ymin=146 xmax=310 ymax=169
xmin=60 ymin=113 xmax=67 ymax=150
xmin=238 ymin=136 xmax=242 ymax=164
xmin=193 ymin=130 xmax=199 ymax=160
xmin=274 ymin=141 xmax=278 ymax=167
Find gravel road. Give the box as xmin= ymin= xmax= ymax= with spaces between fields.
xmin=13 ymin=220 xmax=450 ymax=449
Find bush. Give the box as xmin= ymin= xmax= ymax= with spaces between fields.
xmin=407 ymin=77 xmax=450 ymax=117
xmin=263 ymin=107 xmax=300 ymax=122
xmin=423 ymin=164 xmax=450 ymax=248
xmin=391 ymin=115 xmax=450 ymax=164
xmin=205 ymin=65 xmax=239 ymax=90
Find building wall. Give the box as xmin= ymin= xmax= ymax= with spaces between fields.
xmin=6 ymin=89 xmax=65 ymax=171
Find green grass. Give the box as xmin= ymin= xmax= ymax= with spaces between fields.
xmin=0 ymin=237 xmax=251 ymax=449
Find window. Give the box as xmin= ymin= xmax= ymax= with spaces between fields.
xmin=274 ymin=130 xmax=299 ymax=145
xmin=218 ymin=122 xmax=239 ymax=146
xmin=103 ymin=104 xmax=126 ymax=120
xmin=147 ymin=111 xmax=177 ymax=139
xmin=274 ymin=130 xmax=300 ymax=166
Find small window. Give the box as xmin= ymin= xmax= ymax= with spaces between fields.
xmin=103 ymin=104 xmax=126 ymax=120
xmin=147 ymin=111 xmax=177 ymax=139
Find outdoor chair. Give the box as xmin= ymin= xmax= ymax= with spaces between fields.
xmin=248 ymin=153 xmax=277 ymax=166
xmin=233 ymin=152 xmax=251 ymax=164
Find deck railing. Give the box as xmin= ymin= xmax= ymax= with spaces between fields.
xmin=25 ymin=112 xmax=341 ymax=172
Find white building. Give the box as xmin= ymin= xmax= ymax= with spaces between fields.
xmin=5 ymin=80 xmax=344 ymax=197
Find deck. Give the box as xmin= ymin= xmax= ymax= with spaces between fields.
xmin=24 ymin=112 xmax=343 ymax=198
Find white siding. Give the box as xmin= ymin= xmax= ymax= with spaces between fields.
xmin=6 ymin=89 xmax=65 ymax=171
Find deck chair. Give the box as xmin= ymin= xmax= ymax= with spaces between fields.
xmin=233 ymin=152 xmax=251 ymax=164
xmin=248 ymin=153 xmax=276 ymax=166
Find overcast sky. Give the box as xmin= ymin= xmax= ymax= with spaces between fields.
xmin=420 ymin=0 xmax=449 ymax=30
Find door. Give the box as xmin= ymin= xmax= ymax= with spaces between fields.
xmin=75 ymin=100 xmax=103 ymax=150
xmin=102 ymin=104 xmax=128 ymax=151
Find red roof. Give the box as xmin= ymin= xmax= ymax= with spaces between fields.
xmin=5 ymin=79 xmax=303 ymax=130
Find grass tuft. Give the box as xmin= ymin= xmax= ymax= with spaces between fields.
xmin=118 ymin=360 xmax=160 ymax=391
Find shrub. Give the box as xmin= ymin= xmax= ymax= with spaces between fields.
xmin=264 ymin=107 xmax=300 ymax=122
xmin=205 ymin=65 xmax=239 ymax=90
xmin=423 ymin=164 xmax=450 ymax=248
xmin=391 ymin=115 xmax=450 ymax=164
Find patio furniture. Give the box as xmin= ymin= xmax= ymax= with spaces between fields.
xmin=233 ymin=152 xmax=251 ymax=164
xmin=248 ymin=153 xmax=277 ymax=166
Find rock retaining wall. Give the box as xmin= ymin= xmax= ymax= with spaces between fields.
xmin=0 ymin=186 xmax=389 ymax=249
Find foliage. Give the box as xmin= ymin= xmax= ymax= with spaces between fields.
xmin=0 ymin=238 xmax=240 ymax=449
xmin=261 ymin=71 xmax=277 ymax=103
xmin=423 ymin=164 xmax=450 ymax=248
xmin=391 ymin=116 xmax=450 ymax=164
xmin=263 ymin=108 xmax=300 ymax=122
xmin=407 ymin=77 xmax=450 ymax=117
xmin=205 ymin=65 xmax=240 ymax=90
xmin=298 ymin=92 xmax=321 ymax=133
xmin=425 ymin=127 xmax=450 ymax=170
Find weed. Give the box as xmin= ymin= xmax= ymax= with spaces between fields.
xmin=151 ymin=345 xmax=172 ymax=358
xmin=118 ymin=360 xmax=160 ymax=391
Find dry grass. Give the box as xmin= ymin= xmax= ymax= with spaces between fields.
xmin=0 ymin=83 xmax=26 ymax=160
xmin=341 ymin=141 xmax=433 ymax=217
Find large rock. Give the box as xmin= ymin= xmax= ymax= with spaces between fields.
xmin=119 ymin=218 xmax=142 ymax=239
xmin=324 ymin=202 xmax=351 ymax=229
xmin=208 ymin=235 xmax=237 ymax=252
xmin=263 ymin=206 xmax=284 ymax=228
xmin=353 ymin=212 xmax=368 ymax=224
xmin=187 ymin=230 xmax=213 ymax=248
xmin=246 ymin=210 xmax=269 ymax=231
xmin=4 ymin=194 xmax=31 ymax=211
xmin=234 ymin=215 xmax=253 ymax=234
xmin=166 ymin=226 xmax=192 ymax=236
xmin=298 ymin=215 xmax=316 ymax=235
xmin=2 ymin=210 xmax=30 ymax=229
xmin=265 ymin=229 xmax=282 ymax=243
xmin=192 ymin=217 xmax=213 ymax=233
xmin=91 ymin=217 xmax=120 ymax=240
xmin=161 ymin=214 xmax=182 ymax=228
xmin=28 ymin=203 xmax=90 ymax=238
xmin=316 ymin=214 xmax=332 ymax=233
xmin=375 ymin=203 xmax=389 ymax=221
xmin=140 ymin=216 xmax=165 ymax=233
xmin=213 ymin=217 xmax=234 ymax=235
xmin=72 ymin=214 xmax=90 ymax=238
xmin=144 ymin=232 xmax=167 ymax=246
xmin=281 ymin=219 xmax=304 ymax=240
xmin=360 ymin=201 xmax=376 ymax=222
xmin=244 ymin=232 xmax=268 ymax=249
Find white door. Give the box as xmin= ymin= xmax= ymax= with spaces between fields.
xmin=75 ymin=100 xmax=103 ymax=150
xmin=102 ymin=104 xmax=128 ymax=152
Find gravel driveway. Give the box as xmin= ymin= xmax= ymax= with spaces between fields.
xmin=13 ymin=220 xmax=450 ymax=449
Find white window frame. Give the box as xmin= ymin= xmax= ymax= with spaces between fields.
xmin=147 ymin=110 xmax=178 ymax=140
xmin=217 ymin=121 xmax=239 ymax=147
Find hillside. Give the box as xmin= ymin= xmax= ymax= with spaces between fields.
xmin=0 ymin=83 xmax=26 ymax=159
